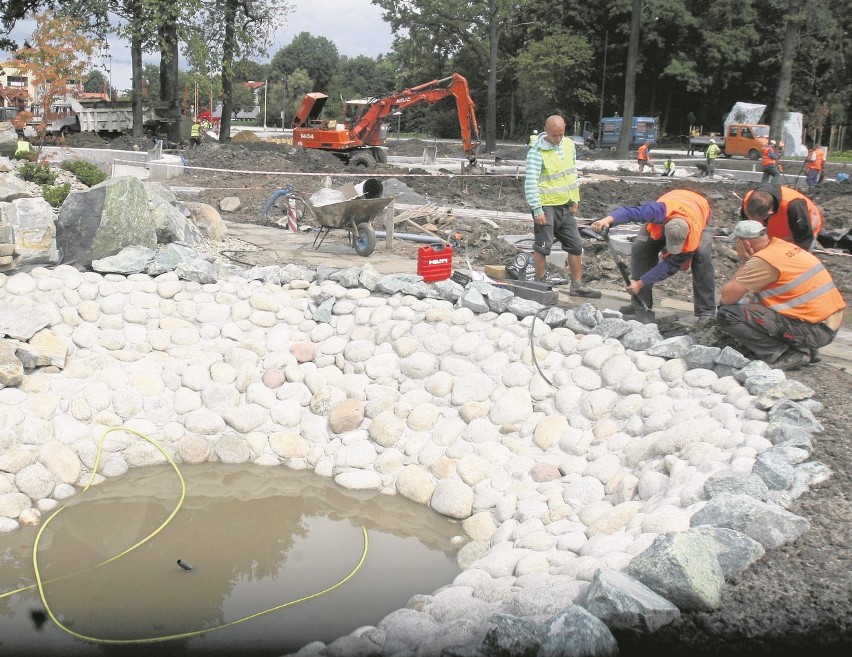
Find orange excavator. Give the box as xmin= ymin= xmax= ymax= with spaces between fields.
xmin=291 ymin=73 xmax=481 ymax=168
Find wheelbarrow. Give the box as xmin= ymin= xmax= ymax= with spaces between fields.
xmin=304 ymin=196 xmax=393 ymax=257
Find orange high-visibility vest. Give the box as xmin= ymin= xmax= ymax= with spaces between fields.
xmin=753 ymin=238 xmax=846 ymax=323
xmin=743 ymin=187 xmax=822 ymax=244
xmin=807 ymin=147 xmax=826 ymax=172
xmin=637 ymin=143 xmax=649 ymax=161
xmin=646 ymin=189 xmax=710 ymax=254
xmin=761 ymin=145 xmax=776 ymax=167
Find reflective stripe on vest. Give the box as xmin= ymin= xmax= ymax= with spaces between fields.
xmin=743 ymin=187 xmax=823 ymax=243
xmin=645 ymin=189 xmax=710 ymax=254
xmin=537 ymin=143 xmax=579 ymax=206
xmin=761 ymin=146 xmax=775 ymax=166
xmin=191 ymin=123 xmax=201 ymax=137
xmin=754 ymin=239 xmax=846 ymax=322
xmin=808 ymin=148 xmax=825 ymax=171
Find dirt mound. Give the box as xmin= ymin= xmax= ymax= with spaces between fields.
xmin=231 ymin=130 xmax=261 ymax=142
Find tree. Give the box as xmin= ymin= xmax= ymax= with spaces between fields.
xmin=83 ymin=68 xmax=108 ymax=94
xmin=11 ymin=11 xmax=95 ymax=147
xmin=230 ymin=81 xmax=254 ymax=118
xmin=269 ymin=32 xmax=338 ymax=93
xmin=769 ymin=0 xmax=804 ymax=147
xmin=615 ymin=0 xmax=641 ymax=158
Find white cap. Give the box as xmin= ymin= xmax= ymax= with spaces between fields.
xmin=709 ymin=139 xmax=715 ymax=144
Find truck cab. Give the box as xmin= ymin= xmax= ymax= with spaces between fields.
xmin=723 ymin=123 xmax=769 ymax=159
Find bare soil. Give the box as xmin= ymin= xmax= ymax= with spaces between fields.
xmin=68 ymin=133 xmax=852 ymax=655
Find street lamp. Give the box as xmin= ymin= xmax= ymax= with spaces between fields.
xmin=393 ymin=110 xmax=402 ymax=141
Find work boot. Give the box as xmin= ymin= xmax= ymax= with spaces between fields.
xmin=619 ymin=304 xmax=638 ymax=316
xmin=771 ymin=349 xmax=811 ymax=372
xmin=570 ymin=281 xmax=602 ymax=299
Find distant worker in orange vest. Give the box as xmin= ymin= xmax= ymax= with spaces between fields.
xmin=637 ymin=142 xmax=656 ymax=174
xmin=760 ymin=140 xmax=781 ymax=184
xmin=740 ymin=184 xmax=823 ymax=251
xmin=591 ymin=189 xmax=716 ymax=322
xmin=717 ymin=220 xmax=845 ymax=370
xmin=805 ymin=143 xmax=826 ymax=191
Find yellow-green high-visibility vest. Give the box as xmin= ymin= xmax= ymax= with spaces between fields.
xmin=537 ymin=141 xmax=579 ymax=206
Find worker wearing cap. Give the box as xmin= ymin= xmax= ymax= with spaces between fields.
xmin=705 ymin=139 xmax=721 ymax=178
xmin=525 ymin=114 xmax=601 ymax=297
xmin=528 ymin=129 xmax=539 ymax=149
xmin=717 ymin=220 xmax=845 ymax=370
xmin=760 ymin=140 xmax=781 ymax=184
xmin=190 ymin=119 xmax=202 ymax=149
xmin=590 ymin=189 xmax=716 ymax=320
xmin=662 ymin=157 xmax=676 ymax=177
xmin=740 ymin=184 xmax=822 ymax=251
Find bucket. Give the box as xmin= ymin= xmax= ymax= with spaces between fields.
xmin=417 ymin=244 xmax=453 ymax=282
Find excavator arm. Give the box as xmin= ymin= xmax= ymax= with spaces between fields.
xmin=350 ymin=74 xmax=481 ymax=163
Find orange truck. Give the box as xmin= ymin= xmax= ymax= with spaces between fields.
xmin=689 ymin=123 xmax=770 ymax=159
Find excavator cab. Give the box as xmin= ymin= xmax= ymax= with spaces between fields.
xmin=292 ymin=93 xmax=328 ymax=129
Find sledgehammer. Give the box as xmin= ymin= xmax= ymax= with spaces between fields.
xmin=602 ymin=227 xmax=656 ymax=324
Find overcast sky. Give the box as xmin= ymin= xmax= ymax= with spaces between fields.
xmin=1 ymin=1 xmax=395 ymax=92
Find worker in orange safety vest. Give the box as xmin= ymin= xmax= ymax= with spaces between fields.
xmin=740 ymin=184 xmax=823 ymax=251
xmin=760 ymin=140 xmax=781 ymax=184
xmin=805 ymin=144 xmax=826 ymax=191
xmin=636 ymin=142 xmax=656 ymax=174
xmin=717 ymin=220 xmax=845 ymax=370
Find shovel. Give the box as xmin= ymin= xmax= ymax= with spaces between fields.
xmin=602 ymin=227 xmax=656 ymax=324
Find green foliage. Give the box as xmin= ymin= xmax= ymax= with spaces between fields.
xmin=270 ymin=32 xmax=340 ymax=92
xmin=18 ymin=161 xmax=57 ymax=185
xmin=13 ymin=150 xmax=37 ymax=162
xmin=61 ymin=160 xmax=108 ymax=186
xmin=42 ymin=183 xmax=71 ymax=207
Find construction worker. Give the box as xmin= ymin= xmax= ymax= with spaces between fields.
xmin=805 ymin=144 xmax=826 ymax=191
xmin=740 ymin=184 xmax=822 ymax=251
xmin=590 ymin=189 xmax=716 ymax=322
xmin=14 ymin=138 xmax=31 ymax=158
xmin=760 ymin=140 xmax=781 ymax=184
xmin=705 ymin=138 xmax=721 ymax=178
xmin=637 ymin=142 xmax=656 ymax=174
xmin=190 ymin=118 xmax=202 ymax=149
xmin=717 ymin=220 xmax=845 ymax=370
xmin=527 ymin=129 xmax=539 ymax=149
xmin=662 ymin=157 xmax=676 ymax=177
xmin=525 ymin=114 xmax=601 ymax=297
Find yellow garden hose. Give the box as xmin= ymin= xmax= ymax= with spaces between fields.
xmin=0 ymin=426 xmax=369 ymax=645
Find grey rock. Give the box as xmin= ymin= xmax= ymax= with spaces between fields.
xmin=734 ymin=359 xmax=773 ymax=383
xmin=149 ymin=196 xmax=202 ymax=246
xmin=563 ymin=309 xmax=592 ymax=334
xmin=376 ymin=273 xmax=424 ymax=295
xmin=314 ymin=265 xmax=339 ymax=283
xmin=540 ymin=306 xmax=568 ymax=328
xmin=506 ymin=297 xmax=546 ymax=319
xmin=580 ymin=566 xmax=680 ymax=633
xmin=538 ymin=606 xmax=618 ymax=657
xmin=573 ymin=303 xmax=599 ymax=328
xmin=703 ymin=471 xmax=769 ymax=501
xmin=92 ymin=245 xmax=156 ymax=274
xmin=482 ymin=614 xmax=541 ymax=657
xmin=753 ymin=450 xmax=797 ymax=490
xmin=434 ymin=278 xmax=465 ymax=303
xmin=626 ymin=531 xmax=724 ymax=611
xmin=175 ymin=257 xmax=217 ymax=284
xmin=0 ymin=339 xmax=24 ymax=387
xmin=146 ymin=243 xmax=199 ymax=275
xmin=359 ymin=264 xmax=382 ymax=291
xmin=590 ymin=317 xmax=631 ymax=340
xmin=242 ymin=265 xmax=282 ymax=284
xmin=767 ymin=400 xmax=823 ymax=433
xmin=485 ymin=287 xmax=515 ymax=314
xmin=328 ymin=266 xmax=363 ymax=288
xmin=744 ymin=370 xmax=787 ymax=395
xmin=691 ymin=526 xmax=766 ymax=579
xmin=56 ymin=176 xmax=155 ymax=268
xmin=441 ymin=645 xmax=487 ymax=657
xmin=689 ymin=492 xmax=810 ymax=549
xmin=715 ymin=346 xmax=750 ymax=368
xmin=459 ymin=287 xmax=490 ymax=314
xmin=313 ymin=297 xmax=335 ymax=324
xmin=620 ymin=322 xmax=664 ymax=351
xmin=0 ymin=172 xmax=31 ymax=201
xmin=755 ymin=379 xmax=815 ymax=409
xmin=646 ymin=334 xmax=694 ymax=358
xmin=1 ymin=197 xmax=58 ymax=267
xmin=684 ymin=344 xmax=721 ymax=370
xmin=279 ymin=263 xmax=316 ymax=283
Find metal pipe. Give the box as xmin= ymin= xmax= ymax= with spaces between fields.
xmin=375 ymin=230 xmax=442 ymax=244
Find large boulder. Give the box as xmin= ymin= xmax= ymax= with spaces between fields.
xmin=0 ymin=197 xmax=59 ymax=267
xmin=55 ymin=175 xmax=156 ymax=268
xmin=183 ymin=201 xmax=226 ymax=241
xmin=0 ymin=123 xmax=18 ymax=158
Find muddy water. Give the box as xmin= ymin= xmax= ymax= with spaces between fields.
xmin=0 ymin=465 xmax=462 ymax=656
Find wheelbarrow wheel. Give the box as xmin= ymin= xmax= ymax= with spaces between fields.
xmin=353 ymin=222 xmax=376 ymax=256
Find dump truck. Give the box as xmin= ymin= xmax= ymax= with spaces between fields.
xmin=23 ymin=98 xmax=173 ymax=138
xmin=291 ymin=73 xmax=481 ymax=167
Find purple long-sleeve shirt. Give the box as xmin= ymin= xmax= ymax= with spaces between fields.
xmin=610 ymin=202 xmax=696 ymax=286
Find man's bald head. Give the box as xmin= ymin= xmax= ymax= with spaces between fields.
xmin=544 ymin=115 xmax=565 ymax=146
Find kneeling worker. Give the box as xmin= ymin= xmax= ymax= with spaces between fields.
xmin=15 ymin=138 xmax=31 ymax=157
xmin=717 ymin=220 xmax=845 ymax=370
xmin=740 ymin=184 xmax=822 ymax=251
xmin=591 ymin=189 xmax=716 ymax=321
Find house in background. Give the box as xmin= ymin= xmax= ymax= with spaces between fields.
xmin=0 ymin=61 xmax=38 ymax=109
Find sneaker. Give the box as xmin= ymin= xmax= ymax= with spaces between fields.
xmin=570 ymin=281 xmax=602 ymax=298
xmin=771 ymin=350 xmax=811 ymax=371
